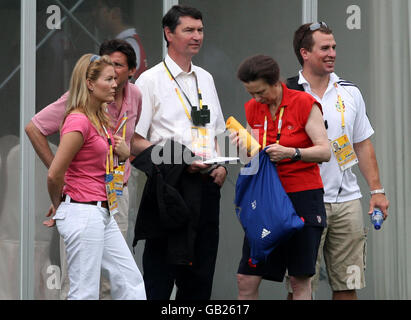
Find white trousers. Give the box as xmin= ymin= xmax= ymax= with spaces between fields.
xmin=54 ymin=197 xmax=146 ymax=300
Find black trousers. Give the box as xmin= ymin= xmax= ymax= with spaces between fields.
xmin=142 ymin=176 xmax=221 ymax=300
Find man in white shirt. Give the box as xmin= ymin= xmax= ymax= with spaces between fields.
xmin=131 ymin=5 xmax=227 ymax=300
xmin=286 ymin=22 xmax=389 ymax=300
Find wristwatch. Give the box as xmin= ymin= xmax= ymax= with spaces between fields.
xmin=370 ymin=188 xmax=385 ymax=195
xmin=291 ymin=148 xmax=301 ymax=161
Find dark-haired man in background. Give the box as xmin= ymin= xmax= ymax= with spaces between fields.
xmin=93 ymin=0 xmax=147 ymax=80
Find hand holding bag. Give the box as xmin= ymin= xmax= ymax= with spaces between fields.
xmin=235 ymin=150 xmax=304 ymax=265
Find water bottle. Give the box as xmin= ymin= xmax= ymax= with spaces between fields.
xmin=371 ymin=208 xmax=384 ymax=230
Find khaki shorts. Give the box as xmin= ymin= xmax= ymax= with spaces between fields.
xmin=286 ymin=199 xmax=368 ymax=292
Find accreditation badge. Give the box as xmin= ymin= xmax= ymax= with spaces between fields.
xmin=331 ymin=134 xmax=359 ymax=171
xmin=113 ymin=163 xmax=125 ymax=196
xmin=105 ymin=173 xmax=119 ymax=215
xmin=191 ymin=126 xmax=212 ymax=159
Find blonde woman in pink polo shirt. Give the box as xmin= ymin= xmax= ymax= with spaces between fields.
xmin=47 ymin=54 xmax=146 ymax=300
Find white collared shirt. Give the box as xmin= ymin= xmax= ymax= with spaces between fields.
xmin=298 ymin=71 xmax=374 ymax=203
xmin=135 ymin=55 xmax=226 ymax=158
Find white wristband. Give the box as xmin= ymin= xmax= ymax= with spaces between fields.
xmin=370 ymin=188 xmax=385 ymax=195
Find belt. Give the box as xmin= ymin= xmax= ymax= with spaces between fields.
xmin=62 ymin=194 xmax=108 ymax=209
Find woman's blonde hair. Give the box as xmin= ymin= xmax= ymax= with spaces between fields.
xmin=65 ymin=54 xmax=114 ymax=133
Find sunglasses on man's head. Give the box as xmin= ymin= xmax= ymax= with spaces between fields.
xmin=309 ymin=21 xmax=328 ymax=31
xmin=300 ymin=21 xmax=328 ymax=47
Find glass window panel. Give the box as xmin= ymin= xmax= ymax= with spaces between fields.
xmin=181 ymin=0 xmax=302 ymax=299
xmin=317 ymin=0 xmax=374 ymax=300
xmin=317 ymin=0 xmax=410 ymax=300
xmin=318 ymin=0 xmax=371 ymax=99
xmin=0 ymin=0 xmax=21 ymax=300
xmin=182 ymin=0 xmax=302 ymax=126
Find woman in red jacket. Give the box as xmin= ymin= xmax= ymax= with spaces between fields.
xmin=234 ymin=55 xmax=330 ymax=300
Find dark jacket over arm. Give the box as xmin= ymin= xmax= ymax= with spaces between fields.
xmin=131 ymin=140 xmax=203 ymax=265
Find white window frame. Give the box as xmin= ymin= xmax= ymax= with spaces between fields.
xmin=20 ymin=0 xmax=36 ymax=300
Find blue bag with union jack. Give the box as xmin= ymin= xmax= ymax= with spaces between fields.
xmin=235 ymin=150 xmax=304 ymax=265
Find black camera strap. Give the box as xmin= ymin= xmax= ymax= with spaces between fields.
xmin=163 ymin=60 xmax=203 ymax=112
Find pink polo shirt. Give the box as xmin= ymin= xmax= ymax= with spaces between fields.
xmin=61 ymin=113 xmax=109 ymax=201
xmin=32 ymin=82 xmax=142 ymax=183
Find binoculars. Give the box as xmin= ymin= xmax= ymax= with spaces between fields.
xmin=191 ymin=105 xmax=210 ymax=126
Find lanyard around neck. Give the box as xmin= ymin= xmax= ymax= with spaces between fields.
xmin=275 ymin=107 xmax=285 ymax=144
xmin=163 ymin=60 xmax=203 ymax=121
xmin=114 ymin=111 xmax=127 ymax=139
xmin=262 ymin=106 xmax=285 ymax=148
xmin=102 ymin=125 xmax=114 ymax=175
xmin=333 ymin=83 xmax=346 ymax=130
